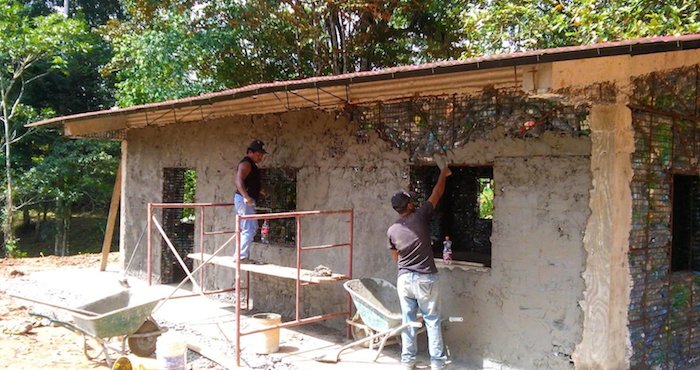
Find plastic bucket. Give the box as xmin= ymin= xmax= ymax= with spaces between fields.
xmin=156 ymin=333 xmax=187 ymax=370
xmin=250 ymin=313 xmax=282 ymax=354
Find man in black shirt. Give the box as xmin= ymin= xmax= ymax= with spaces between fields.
xmin=387 ymin=166 xmax=451 ymax=370
xmin=234 ymin=139 xmax=267 ymax=261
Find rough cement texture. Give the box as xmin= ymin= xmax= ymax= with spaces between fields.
xmin=115 ymin=50 xmax=700 ymax=369
xmin=449 ymin=155 xmax=590 ymax=370
xmin=573 ymin=105 xmax=633 ymax=369
xmin=120 ymin=106 xmax=593 ymax=368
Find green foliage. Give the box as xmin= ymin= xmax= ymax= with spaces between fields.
xmin=478 ymin=178 xmax=494 ymax=219
xmin=181 ymin=169 xmax=196 ymax=222
xmin=0 ymin=0 xmax=93 ymax=251
xmin=4 ymin=237 xmax=26 ymax=258
xmin=104 ymin=8 xmax=217 ymax=106
xmin=103 ymin=0 xmax=470 ymax=105
xmin=19 ymin=140 xmax=119 ymax=209
xmin=0 ymin=1 xmax=91 ymax=72
xmin=461 ymin=0 xmax=700 ymax=56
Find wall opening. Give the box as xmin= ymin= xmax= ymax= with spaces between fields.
xmin=161 ymin=167 xmax=196 ymax=283
xmin=257 ymin=168 xmax=297 ymax=245
xmin=671 ymin=174 xmax=700 ymax=272
xmin=410 ymin=165 xmax=493 ymax=266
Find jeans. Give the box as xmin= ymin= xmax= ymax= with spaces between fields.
xmin=234 ymin=193 xmax=257 ymax=259
xmin=397 ymin=272 xmax=446 ymax=367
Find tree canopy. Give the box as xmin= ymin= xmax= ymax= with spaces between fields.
xmin=0 ymin=0 xmax=93 ymax=254
xmin=102 ymin=0 xmax=700 ymax=106
xmin=461 ymin=0 xmax=700 ymax=56
xmin=104 ymin=0 xmax=470 ymax=105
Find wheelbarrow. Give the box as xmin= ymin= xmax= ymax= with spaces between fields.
xmin=12 ymin=289 xmax=165 ymax=368
xmin=316 ymin=278 xmax=422 ymax=363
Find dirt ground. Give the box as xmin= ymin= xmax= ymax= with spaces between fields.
xmin=0 ymin=253 xmax=118 ymax=370
xmin=0 ymin=254 xmax=426 ymax=370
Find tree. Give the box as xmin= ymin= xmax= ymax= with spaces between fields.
xmin=461 ymin=0 xmax=700 ymax=56
xmin=104 ymin=0 xmax=469 ymax=105
xmin=18 ymin=139 xmax=118 ymax=255
xmin=0 ymin=0 xmax=90 ymax=253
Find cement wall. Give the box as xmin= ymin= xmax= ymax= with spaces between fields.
xmin=115 ymin=48 xmax=700 ymax=370
xmin=120 ymin=106 xmax=592 ymax=368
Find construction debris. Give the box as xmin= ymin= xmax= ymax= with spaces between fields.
xmin=312 ymin=265 xmax=333 ymax=277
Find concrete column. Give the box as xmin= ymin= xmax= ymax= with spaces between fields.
xmin=573 ymin=104 xmax=633 ymax=369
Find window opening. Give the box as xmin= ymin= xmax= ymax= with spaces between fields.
xmin=257 ymin=168 xmax=297 ymax=245
xmin=671 ymin=174 xmax=700 ymax=272
xmin=161 ymin=167 xmax=196 ymax=283
xmin=410 ymin=166 xmax=493 ymax=266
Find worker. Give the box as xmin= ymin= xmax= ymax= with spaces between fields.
xmin=234 ymin=139 xmax=267 ymax=262
xmin=387 ymin=166 xmax=451 ymax=370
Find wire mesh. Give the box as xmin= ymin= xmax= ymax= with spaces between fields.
xmin=356 ymin=89 xmax=590 ymax=162
xmin=257 ymin=168 xmax=297 ymax=245
xmin=161 ymin=167 xmax=195 ymax=284
xmin=629 ymin=65 xmax=700 ymax=369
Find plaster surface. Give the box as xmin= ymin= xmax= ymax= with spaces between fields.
xmin=120 ymin=106 xmax=593 ymax=368
xmin=115 ymin=50 xmax=700 ymax=369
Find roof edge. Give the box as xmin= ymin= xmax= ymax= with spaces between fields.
xmin=27 ymin=33 xmax=700 ymax=129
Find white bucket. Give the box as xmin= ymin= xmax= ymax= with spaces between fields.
xmin=156 ymin=333 xmax=187 ymax=370
xmin=250 ymin=313 xmax=282 ymax=354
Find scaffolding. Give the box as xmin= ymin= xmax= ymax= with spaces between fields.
xmin=146 ymin=202 xmax=353 ymax=367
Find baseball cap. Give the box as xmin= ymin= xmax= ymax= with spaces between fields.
xmin=391 ymin=191 xmax=417 ymax=212
xmin=248 ymin=139 xmax=267 ymax=154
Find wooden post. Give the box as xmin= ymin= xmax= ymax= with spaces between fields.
xmin=100 ymin=161 xmax=121 ymax=271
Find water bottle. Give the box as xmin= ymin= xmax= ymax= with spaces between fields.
xmin=261 ymin=220 xmax=270 ymax=244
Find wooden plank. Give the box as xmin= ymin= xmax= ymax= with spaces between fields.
xmin=187 ymin=253 xmax=349 ymax=284
xmin=100 ymin=161 xmax=121 ymax=271
xmin=64 ymin=115 xmax=126 ymax=136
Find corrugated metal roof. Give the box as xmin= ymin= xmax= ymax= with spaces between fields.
xmin=27 ymin=33 xmax=700 ymax=134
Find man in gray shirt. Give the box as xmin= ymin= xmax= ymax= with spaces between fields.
xmin=387 ymin=166 xmax=452 ymax=370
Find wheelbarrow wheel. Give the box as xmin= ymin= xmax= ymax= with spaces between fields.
xmin=127 ymin=318 xmax=161 ymax=357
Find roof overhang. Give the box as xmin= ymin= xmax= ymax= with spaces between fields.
xmin=27 ymin=34 xmax=700 ymax=138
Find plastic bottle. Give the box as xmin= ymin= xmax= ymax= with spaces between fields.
xmin=261 ymin=220 xmax=270 ymax=244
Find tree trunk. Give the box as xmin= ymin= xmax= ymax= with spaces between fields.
xmin=22 ymin=207 xmax=30 ymax=229
xmin=62 ymin=205 xmax=70 ymax=255
xmin=54 ymin=197 xmax=62 ymax=256
xmin=3 ymin=113 xmax=14 ymax=249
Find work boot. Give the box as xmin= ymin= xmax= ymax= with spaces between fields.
xmin=400 ymin=362 xmax=416 ymax=370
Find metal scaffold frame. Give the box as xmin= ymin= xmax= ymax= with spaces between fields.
xmin=145 ymin=203 xmax=354 ymax=367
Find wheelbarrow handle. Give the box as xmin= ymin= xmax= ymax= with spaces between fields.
xmin=315 ymin=321 xmax=423 ymax=363
xmin=326 ymin=320 xmax=422 ymax=361
xmin=9 ymin=294 xmax=98 ymax=317
xmin=29 ymin=312 xmax=84 ymax=334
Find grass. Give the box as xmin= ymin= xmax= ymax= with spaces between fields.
xmin=13 ymin=211 xmax=118 ymax=257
